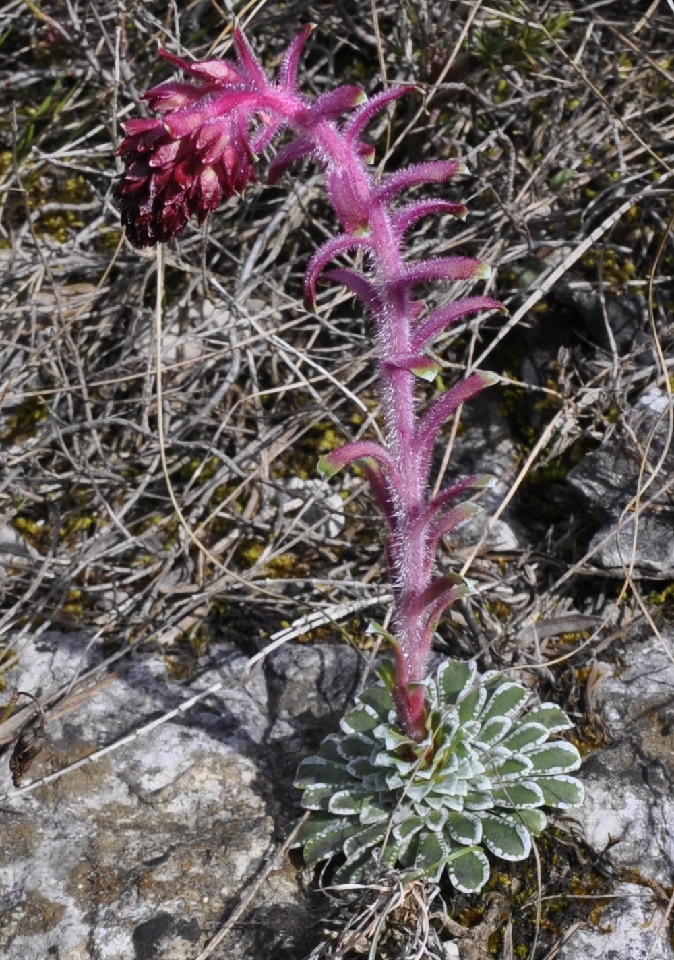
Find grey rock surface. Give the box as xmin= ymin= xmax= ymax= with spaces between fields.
xmin=572 ymin=635 xmax=674 ymax=882
xmin=558 ymin=883 xmax=674 ymax=960
xmin=568 ymin=389 xmax=674 ymax=577
xmin=553 ymin=279 xmax=644 ymax=354
xmin=445 ymin=392 xmax=524 ymax=554
xmin=559 ymin=632 xmax=674 ymax=959
xmin=0 ymin=523 xmax=42 ymax=571
xmin=276 ymin=478 xmax=345 ymax=541
xmin=0 ymin=632 xmax=361 ymax=960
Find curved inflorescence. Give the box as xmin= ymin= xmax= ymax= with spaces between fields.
xmin=117 ymin=26 xmax=503 ymax=738
xmin=116 ymin=25 xmax=583 ymax=886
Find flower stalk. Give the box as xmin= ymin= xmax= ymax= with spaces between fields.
xmin=117 ymin=26 xmax=505 ymax=739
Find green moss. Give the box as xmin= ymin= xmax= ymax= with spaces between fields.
xmin=237 ymin=539 xmax=264 ymax=567
xmin=59 ymin=515 xmax=97 ymax=540
xmin=39 ymin=208 xmax=85 ymax=242
xmin=178 ymin=455 xmax=221 ymax=486
xmin=1 ymin=396 xmax=48 ymax=444
xmin=648 ymin=581 xmax=674 ymax=607
xmin=472 ymin=2 xmax=571 ymax=72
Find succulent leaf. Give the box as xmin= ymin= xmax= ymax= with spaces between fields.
xmin=340 ymin=702 xmax=381 ymax=735
xmin=500 ymin=722 xmax=550 ymax=752
xmin=489 ymin=755 xmax=533 ymax=781
xmin=315 ymin=739 xmax=341 ymax=767
xmin=525 ymin=703 xmax=575 ymax=733
xmin=343 ymin=823 xmax=388 ymax=861
xmin=516 ymin=808 xmax=548 ymax=835
xmin=446 ymin=810 xmax=482 ymax=845
xmin=476 ymin=715 xmax=512 ymax=747
xmin=457 ymin=686 xmax=487 ymax=725
xmin=525 ymin=742 xmax=582 ymax=774
xmin=449 ymin=847 xmax=490 ymax=893
xmin=302 ymin=782 xmax=343 ymax=810
xmin=295 ymin=757 xmax=348 ymax=788
xmin=438 ymin=658 xmax=477 ymax=704
xmin=359 ymin=683 xmax=394 ymax=714
xmin=414 ymin=831 xmax=449 ymax=882
xmin=336 ymin=734 xmax=376 ymax=761
xmin=480 ymin=813 xmax=531 ymax=861
xmin=301 ymin=817 xmax=357 ymax=868
xmin=360 ymin=801 xmax=390 ymax=825
xmin=480 ymin=682 xmax=530 ymax=723
xmin=537 ymin=775 xmax=584 ymax=808
xmin=491 ymin=781 xmax=545 ymax=808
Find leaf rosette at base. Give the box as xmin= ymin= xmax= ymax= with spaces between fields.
xmin=293 ymin=659 xmax=583 ymax=893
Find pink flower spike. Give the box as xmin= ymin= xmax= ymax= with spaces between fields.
xmin=120 ymin=116 xmax=162 ymax=136
xmin=344 ymin=86 xmax=415 ymax=142
xmin=382 ymin=355 xmax=440 ymax=382
xmin=391 ymin=200 xmax=467 ymax=239
xmin=157 ymin=47 xmax=242 ymax=84
xmin=250 ymin=117 xmax=287 ymax=156
xmin=277 ymin=24 xmax=314 ymax=89
xmin=322 ymin=268 xmax=382 ymax=313
xmin=421 ymin=578 xmax=476 ymax=635
xmin=355 ymin=460 xmax=396 ymax=529
xmin=395 ymin=257 xmax=491 ymax=294
xmin=358 ymin=142 xmax=376 ymax=164
xmin=117 ymin=118 xmax=166 ymax=154
xmin=416 ymin=371 xmax=499 ymax=466
xmin=267 ymin=139 xmax=313 ymax=184
xmin=143 ymin=81 xmax=203 ymax=113
xmin=317 ymin=441 xmax=398 ymax=486
xmin=375 ymin=160 xmax=465 ymax=203
xmin=428 ymin=502 xmax=482 ymax=554
xmin=408 ymin=576 xmax=477 ymax=685
xmin=411 ymin=296 xmax=505 ymax=352
xmin=162 ymin=89 xmax=257 ymax=138
xmin=407 ymin=574 xmax=476 ymax=629
xmin=308 ymin=87 xmax=365 ymax=123
xmin=425 ymin=475 xmax=496 ymax=520
xmin=324 ymin=163 xmax=374 ymax=235
xmin=304 ymin=234 xmax=373 ymax=309
xmin=232 ymin=28 xmax=267 ymax=85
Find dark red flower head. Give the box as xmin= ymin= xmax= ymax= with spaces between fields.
xmin=116 ymin=44 xmax=267 ymax=247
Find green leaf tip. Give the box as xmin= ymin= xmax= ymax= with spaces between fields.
xmin=317 ymin=454 xmax=340 ymax=479
xmin=411 ymin=360 xmax=441 ymax=382
xmin=479 ymin=370 xmax=500 ymax=388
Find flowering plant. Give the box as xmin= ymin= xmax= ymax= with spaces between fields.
xmin=117 ymin=25 xmax=582 ymax=889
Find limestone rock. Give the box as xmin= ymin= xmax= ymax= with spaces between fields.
xmin=0 ymin=632 xmax=360 ymax=959
xmin=558 ymin=883 xmax=673 ymax=960
xmin=568 ymin=389 xmax=674 ymax=577
xmin=560 ymin=632 xmax=674 ymax=958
